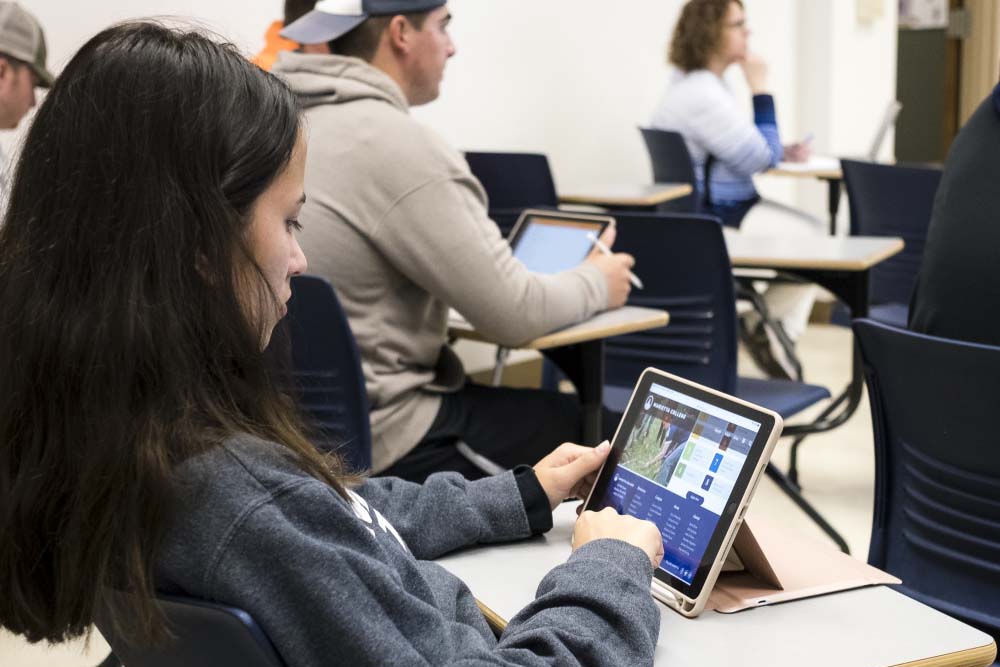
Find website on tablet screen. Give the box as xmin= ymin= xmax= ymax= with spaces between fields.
xmin=599 ymin=382 xmax=761 ymax=585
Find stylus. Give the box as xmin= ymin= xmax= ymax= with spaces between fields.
xmin=586 ymin=233 xmax=644 ymax=290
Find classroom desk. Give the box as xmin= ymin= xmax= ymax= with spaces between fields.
xmin=437 ymin=503 xmax=997 ymax=667
xmin=768 ymin=156 xmax=843 ymax=235
xmin=724 ymin=230 xmax=904 ymax=551
xmin=448 ymin=306 xmax=669 ymax=444
xmin=558 ymin=183 xmax=693 ymax=210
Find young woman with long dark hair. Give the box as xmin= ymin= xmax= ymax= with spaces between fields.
xmin=0 ymin=22 xmax=662 ymax=666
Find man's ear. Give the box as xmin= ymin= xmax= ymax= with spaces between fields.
xmin=385 ymin=15 xmax=412 ymax=55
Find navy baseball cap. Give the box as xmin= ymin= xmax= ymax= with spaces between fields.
xmin=281 ymin=0 xmax=447 ymax=45
xmin=993 ymin=82 xmax=999 ymax=117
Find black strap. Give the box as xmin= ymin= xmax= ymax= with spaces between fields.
xmin=703 ymin=154 xmax=715 ymax=208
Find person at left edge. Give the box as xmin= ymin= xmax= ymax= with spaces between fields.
xmin=0 ymin=2 xmax=53 ymax=202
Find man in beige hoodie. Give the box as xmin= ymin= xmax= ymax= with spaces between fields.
xmin=276 ymin=1 xmax=634 ymax=481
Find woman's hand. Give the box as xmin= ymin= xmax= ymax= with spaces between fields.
xmin=783 ymin=141 xmax=812 ymax=163
xmin=740 ymin=53 xmax=769 ymax=94
xmin=573 ymin=507 xmax=665 ymax=569
xmin=533 ymin=441 xmax=611 ymax=510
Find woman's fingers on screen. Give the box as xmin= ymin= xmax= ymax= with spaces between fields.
xmin=574 ymin=509 xmax=663 ymax=568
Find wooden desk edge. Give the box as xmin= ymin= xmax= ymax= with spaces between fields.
xmin=526 ymin=311 xmax=669 ymax=350
xmin=559 ymin=183 xmax=693 ymax=207
xmin=730 ymin=238 xmax=905 ymax=272
xmin=476 ymin=599 xmax=508 ymax=635
xmin=864 ymin=237 xmax=907 ymax=268
xmin=449 ymin=311 xmax=670 ymax=350
xmin=474 ymin=600 xmax=996 ymax=667
xmin=767 ymin=168 xmax=843 ymax=180
xmin=890 ymin=640 xmax=997 ymax=667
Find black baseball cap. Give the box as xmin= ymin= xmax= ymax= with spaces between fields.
xmin=281 ymin=0 xmax=447 ymax=45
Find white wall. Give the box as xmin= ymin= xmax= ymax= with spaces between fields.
xmin=787 ymin=0 xmax=898 ymax=226
xmin=1 ymin=1 xmax=283 ymax=155
xmin=12 ymin=0 xmax=897 ymax=220
xmin=28 ymin=0 xmax=283 ymax=70
xmin=413 ymin=0 xmax=801 ymax=194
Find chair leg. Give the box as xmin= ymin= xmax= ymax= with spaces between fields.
xmin=734 ymin=280 xmax=804 ymax=382
xmin=455 ymin=441 xmax=505 ymax=476
xmin=787 ymin=387 xmax=851 ymax=487
xmin=766 ymin=463 xmax=850 ymax=554
xmin=491 ymin=347 xmax=511 ymax=387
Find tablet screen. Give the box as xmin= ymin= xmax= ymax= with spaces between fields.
xmin=594 ymin=380 xmax=764 ymax=587
xmin=510 ymin=216 xmax=605 ymax=274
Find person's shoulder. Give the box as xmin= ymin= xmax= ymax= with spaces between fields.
xmin=664 ymin=69 xmax=729 ymax=110
xmin=671 ymin=69 xmax=724 ymax=90
xmin=372 ymin=106 xmax=466 ymax=174
xmin=944 ymin=87 xmax=1000 ymax=171
xmin=311 ymin=96 xmax=466 ymax=179
xmin=173 ymin=434 xmax=325 ymax=506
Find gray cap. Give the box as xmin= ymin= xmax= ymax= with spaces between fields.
xmin=281 ymin=0 xmax=446 ymax=45
xmin=0 ymin=2 xmax=53 ymax=88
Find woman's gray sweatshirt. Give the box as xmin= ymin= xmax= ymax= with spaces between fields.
xmin=155 ymin=436 xmax=660 ymax=666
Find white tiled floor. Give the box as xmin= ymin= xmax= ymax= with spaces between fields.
xmin=0 ymin=323 xmax=875 ymax=667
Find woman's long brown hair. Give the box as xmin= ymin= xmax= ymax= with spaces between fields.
xmin=0 ymin=22 xmax=354 ymax=645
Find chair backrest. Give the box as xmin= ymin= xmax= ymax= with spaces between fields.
xmin=285 ymin=274 xmax=372 ymax=471
xmin=605 ymin=212 xmax=738 ymax=394
xmin=853 ymin=319 xmax=1000 ymax=640
xmin=97 ymin=595 xmax=285 ymax=667
xmin=638 ymin=128 xmax=700 ymax=213
xmin=841 ymin=159 xmax=942 ymax=306
xmin=463 ymin=151 xmax=559 ymax=210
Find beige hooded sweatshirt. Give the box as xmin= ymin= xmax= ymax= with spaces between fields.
xmin=274 ymin=52 xmax=607 ymax=471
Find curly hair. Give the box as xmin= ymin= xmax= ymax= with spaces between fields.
xmin=668 ymin=0 xmax=743 ymax=72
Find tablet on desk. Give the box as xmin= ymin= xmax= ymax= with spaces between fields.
xmin=583 ymin=368 xmax=782 ymax=617
xmin=507 ymin=209 xmax=613 ymax=274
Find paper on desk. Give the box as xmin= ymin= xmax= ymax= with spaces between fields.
xmin=774 ymin=155 xmax=841 ymax=173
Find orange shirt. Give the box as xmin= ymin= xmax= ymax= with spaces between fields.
xmin=252 ymin=21 xmax=299 ymax=71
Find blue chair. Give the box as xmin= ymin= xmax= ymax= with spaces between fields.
xmin=464 ymin=151 xmax=560 ymax=238
xmin=638 ymin=127 xmax=702 ymax=213
xmin=854 ymin=319 xmax=1000 ymax=647
xmin=463 ymin=151 xmax=559 ymax=211
xmin=604 ymin=213 xmax=848 ymax=551
xmin=97 ymin=595 xmax=284 ymax=667
xmin=285 ymin=275 xmax=501 ymax=477
xmin=284 ymin=275 xmax=371 ymax=472
xmin=603 ymin=212 xmax=830 ymax=419
xmin=840 ymin=160 xmax=942 ymax=328
xmin=465 ymin=151 xmax=559 ymax=211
